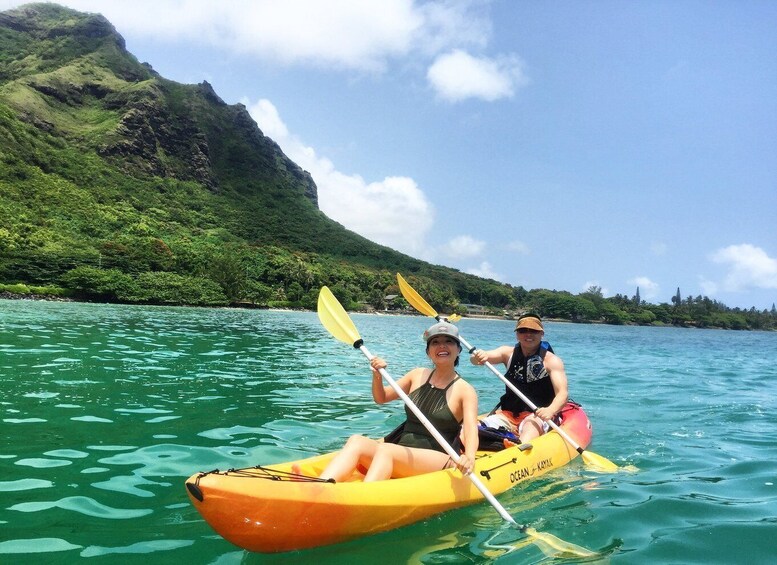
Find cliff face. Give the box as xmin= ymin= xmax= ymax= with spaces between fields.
xmin=0 ymin=2 xmax=318 ymax=204
xmin=1 ymin=2 xmax=439 ymax=296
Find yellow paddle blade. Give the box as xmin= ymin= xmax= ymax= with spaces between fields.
xmin=317 ymin=286 xmax=361 ymax=346
xmin=582 ymin=450 xmax=620 ymax=473
xmin=447 ymin=314 xmax=462 ymax=323
xmin=523 ymin=527 xmax=599 ymax=559
xmin=397 ymin=273 xmax=438 ymax=317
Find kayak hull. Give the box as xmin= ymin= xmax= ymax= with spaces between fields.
xmin=185 ymin=402 xmax=592 ymax=553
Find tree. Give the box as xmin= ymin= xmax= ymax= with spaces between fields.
xmin=634 ymin=310 xmax=656 ymax=325
xmin=572 ymin=297 xmax=599 ymax=321
xmin=599 ymin=302 xmax=630 ymax=325
xmin=60 ymin=266 xmax=137 ymax=301
xmin=129 ymin=272 xmax=228 ymax=306
xmin=286 ymin=281 xmax=305 ymax=303
xmin=368 ymin=288 xmax=386 ymax=310
xmin=671 ymin=287 xmax=682 ymax=306
xmin=208 ymin=249 xmax=247 ymax=303
xmin=584 ymin=285 xmax=603 ymax=298
xmin=243 ymin=280 xmax=273 ymax=305
xmin=646 ymin=303 xmax=671 ymax=324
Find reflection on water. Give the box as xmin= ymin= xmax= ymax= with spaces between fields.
xmin=1 ymin=300 xmax=776 ymax=563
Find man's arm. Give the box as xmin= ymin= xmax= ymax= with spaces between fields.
xmin=536 ymin=352 xmax=569 ymax=420
xmin=470 ymin=345 xmax=513 ymax=368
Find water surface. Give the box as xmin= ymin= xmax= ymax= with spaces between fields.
xmin=1 ymin=300 xmax=775 ymax=563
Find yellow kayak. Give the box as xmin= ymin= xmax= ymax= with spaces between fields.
xmin=185 ymin=402 xmax=592 ymax=553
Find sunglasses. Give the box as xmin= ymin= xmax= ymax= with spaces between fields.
xmin=516 ymin=328 xmax=541 ymax=334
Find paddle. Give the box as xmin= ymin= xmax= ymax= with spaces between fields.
xmin=317 ymin=286 xmax=596 ymax=558
xmin=396 ymin=273 xmax=619 ymax=473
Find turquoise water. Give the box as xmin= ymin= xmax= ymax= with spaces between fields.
xmin=1 ymin=300 xmax=776 ymax=564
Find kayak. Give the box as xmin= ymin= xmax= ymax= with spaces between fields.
xmin=184 ymin=401 xmax=592 ymax=553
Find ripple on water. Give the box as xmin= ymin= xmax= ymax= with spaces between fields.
xmin=9 ymin=496 xmax=152 ymax=519
xmin=145 ymin=416 xmax=181 ymax=423
xmin=23 ymin=392 xmax=59 ymax=399
xmin=52 ymin=380 xmax=100 ymax=387
xmin=92 ymin=474 xmax=171 ymax=498
xmin=115 ymin=407 xmax=173 ymax=414
xmin=0 ymin=478 xmax=53 ymax=492
xmin=87 ymin=445 xmax=137 ymax=452
xmin=43 ymin=449 xmax=89 ymax=459
xmin=0 ymin=538 xmax=81 ymax=554
xmin=197 ymin=424 xmax=265 ymax=441
xmin=80 ymin=539 xmax=195 ymax=557
xmin=96 ymin=443 xmax=218 ymax=476
xmin=15 ymin=458 xmax=72 ymax=468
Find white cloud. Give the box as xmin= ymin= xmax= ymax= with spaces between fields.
xmin=414 ymin=1 xmax=490 ymax=56
xmin=248 ymin=99 xmax=288 ymax=139
xmin=627 ymin=276 xmax=660 ymax=300
xmin=710 ymin=244 xmax=777 ymax=291
xmin=699 ymin=277 xmax=718 ymax=296
xmin=40 ymin=0 xmax=490 ymax=73
xmin=505 ymin=240 xmax=530 ymax=254
xmin=8 ymin=2 xmax=521 ymax=105
xmin=427 ymin=49 xmax=528 ymax=102
xmin=440 ymin=235 xmax=485 ymax=259
xmin=246 ymin=98 xmax=434 ymax=257
xmin=466 ymin=261 xmax=503 ymax=281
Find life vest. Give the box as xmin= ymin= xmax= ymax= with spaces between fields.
xmin=499 ymin=341 xmax=556 ymax=414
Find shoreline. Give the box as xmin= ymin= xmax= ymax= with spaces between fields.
xmin=3 ymin=293 xmax=770 ymax=332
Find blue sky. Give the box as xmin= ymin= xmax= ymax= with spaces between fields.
xmin=5 ymin=1 xmax=776 ymax=310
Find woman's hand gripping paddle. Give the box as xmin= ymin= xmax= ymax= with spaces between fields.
xmin=317 ymin=286 xmax=597 ymax=559
xmin=396 ymin=273 xmax=619 ymax=474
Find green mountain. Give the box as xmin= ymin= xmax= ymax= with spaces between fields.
xmin=0 ymin=2 xmax=516 ymax=309
xmin=2 ymin=4 xmax=773 ymax=331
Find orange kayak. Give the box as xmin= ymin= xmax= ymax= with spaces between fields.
xmin=185 ymin=402 xmax=592 ymax=553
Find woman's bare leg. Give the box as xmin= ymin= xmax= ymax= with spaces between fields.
xmin=364 ymin=443 xmax=451 ymax=482
xmin=319 ymin=435 xmax=378 ymax=482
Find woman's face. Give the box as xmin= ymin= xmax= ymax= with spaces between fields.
xmin=427 ymin=336 xmax=460 ymax=364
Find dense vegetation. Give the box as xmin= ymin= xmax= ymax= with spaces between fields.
xmin=1 ymin=4 xmax=774 ymax=331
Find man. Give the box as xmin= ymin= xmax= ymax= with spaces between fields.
xmin=470 ymin=313 xmax=568 ymax=442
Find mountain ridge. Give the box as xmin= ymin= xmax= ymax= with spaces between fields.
xmin=0 ymin=2 xmax=513 ymax=311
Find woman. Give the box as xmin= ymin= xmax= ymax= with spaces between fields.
xmin=319 ymin=321 xmax=479 ymax=482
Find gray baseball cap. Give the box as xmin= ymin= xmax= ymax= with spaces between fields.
xmin=423 ymin=321 xmax=460 ymax=343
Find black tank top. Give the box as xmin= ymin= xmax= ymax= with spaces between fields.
xmin=397 ymin=370 xmax=461 ymax=452
xmin=500 ymin=344 xmax=555 ymax=413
